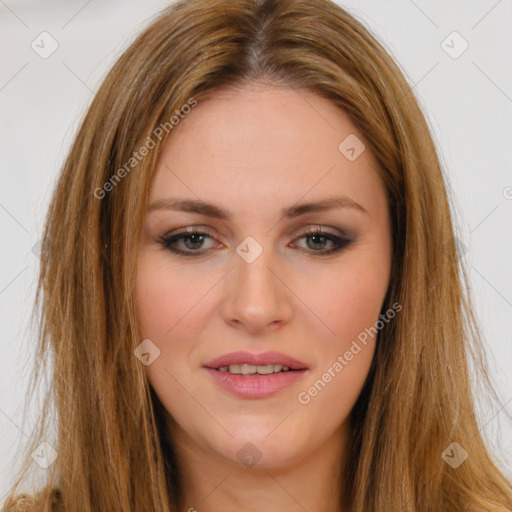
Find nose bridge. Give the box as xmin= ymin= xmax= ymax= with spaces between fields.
xmin=234 ymin=236 xmax=279 ymax=303
xmin=221 ymin=235 xmax=291 ymax=330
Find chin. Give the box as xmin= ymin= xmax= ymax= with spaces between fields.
xmin=202 ymin=427 xmax=313 ymax=470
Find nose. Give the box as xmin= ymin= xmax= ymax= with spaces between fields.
xmin=220 ymin=242 xmax=293 ymax=335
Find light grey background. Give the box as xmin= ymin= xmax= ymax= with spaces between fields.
xmin=1 ymin=0 xmax=511 ymax=500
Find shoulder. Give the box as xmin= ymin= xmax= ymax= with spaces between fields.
xmin=2 ymin=488 xmax=63 ymax=512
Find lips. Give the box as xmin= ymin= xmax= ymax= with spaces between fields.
xmin=203 ymin=351 xmax=308 ymax=371
xmin=203 ymin=351 xmax=309 ymax=399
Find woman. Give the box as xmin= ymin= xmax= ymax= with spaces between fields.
xmin=3 ymin=0 xmax=511 ymax=510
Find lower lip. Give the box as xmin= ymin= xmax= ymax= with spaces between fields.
xmin=204 ymin=368 xmax=307 ymax=399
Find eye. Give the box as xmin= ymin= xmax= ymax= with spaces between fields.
xmin=158 ymin=227 xmax=217 ymax=258
xmin=158 ymin=226 xmax=352 ymax=257
xmin=291 ymin=227 xmax=352 ymax=256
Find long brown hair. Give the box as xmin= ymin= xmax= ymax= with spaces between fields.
xmin=3 ymin=0 xmax=511 ymax=510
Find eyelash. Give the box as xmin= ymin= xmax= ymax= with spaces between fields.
xmin=157 ymin=227 xmax=352 ymax=258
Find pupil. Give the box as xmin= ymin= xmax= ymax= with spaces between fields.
xmin=309 ymin=234 xmax=326 ymax=250
xmin=186 ymin=234 xmax=203 ymax=249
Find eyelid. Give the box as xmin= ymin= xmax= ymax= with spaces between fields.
xmin=158 ymin=224 xmax=353 ymax=259
xmin=293 ymin=224 xmax=349 ymax=238
xmin=167 ymin=226 xmax=215 ymax=236
xmin=157 ymin=226 xmax=220 ymax=256
xmin=160 ymin=224 xmax=349 ymax=244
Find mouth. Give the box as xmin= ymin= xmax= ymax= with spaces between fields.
xmin=203 ymin=351 xmax=308 ymax=399
xmin=215 ymin=363 xmax=295 ymax=375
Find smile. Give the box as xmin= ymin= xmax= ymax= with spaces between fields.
xmin=216 ymin=363 xmax=291 ymax=375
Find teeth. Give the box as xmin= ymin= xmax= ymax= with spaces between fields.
xmin=216 ymin=364 xmax=291 ymax=375
xmin=256 ymin=364 xmax=275 ymax=375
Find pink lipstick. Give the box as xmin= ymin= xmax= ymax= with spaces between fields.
xmin=203 ymin=351 xmax=308 ymax=399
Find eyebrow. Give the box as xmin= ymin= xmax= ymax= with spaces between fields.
xmin=148 ymin=195 xmax=368 ymax=219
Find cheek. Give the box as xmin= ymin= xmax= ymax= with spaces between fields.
xmin=291 ymin=252 xmax=390 ymax=346
xmin=292 ymin=272 xmax=383 ymax=429
xmin=134 ymin=253 xmax=215 ymax=336
xmin=134 ymin=255 xmax=191 ymax=385
xmin=133 ymin=253 xmax=218 ymax=393
xmin=134 ymin=258 xmax=199 ymax=425
xmin=290 ymin=251 xmax=389 ymax=413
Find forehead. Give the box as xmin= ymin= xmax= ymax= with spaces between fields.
xmin=149 ymin=84 xmax=383 ymax=214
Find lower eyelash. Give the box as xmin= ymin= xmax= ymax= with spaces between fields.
xmin=158 ymin=231 xmax=213 ymax=258
xmin=298 ymin=229 xmax=352 ymax=256
xmin=158 ymin=229 xmax=351 ymax=257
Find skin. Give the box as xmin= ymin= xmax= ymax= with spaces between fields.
xmin=134 ymin=83 xmax=392 ymax=512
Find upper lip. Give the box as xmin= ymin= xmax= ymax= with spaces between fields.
xmin=204 ymin=351 xmax=308 ymax=370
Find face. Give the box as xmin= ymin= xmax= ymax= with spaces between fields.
xmin=134 ymin=83 xmax=392 ymax=469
